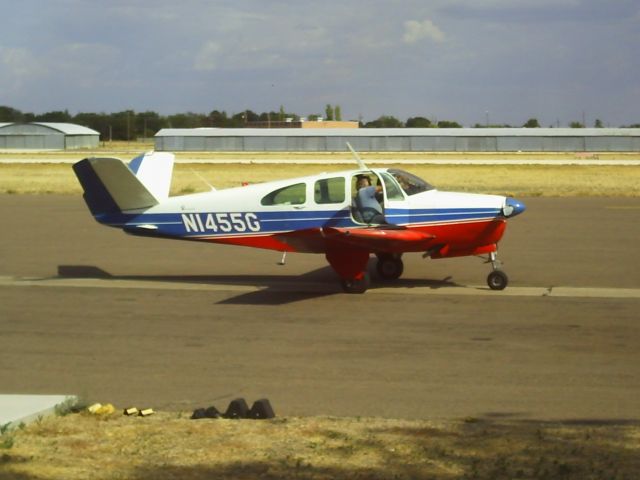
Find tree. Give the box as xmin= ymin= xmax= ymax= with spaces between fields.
xmin=334 ymin=105 xmax=342 ymax=121
xmin=229 ymin=110 xmax=258 ymax=126
xmin=209 ymin=110 xmax=229 ymax=127
xmin=363 ymin=115 xmax=404 ymax=128
xmin=73 ymin=112 xmax=111 ymax=138
xmin=109 ymin=110 xmax=138 ymax=140
xmin=167 ymin=112 xmax=208 ymax=129
xmin=325 ymin=104 xmax=334 ymax=121
xmin=35 ymin=110 xmax=72 ymax=123
xmin=437 ymin=120 xmax=462 ymax=128
xmin=523 ymin=118 xmax=540 ymax=128
xmin=130 ymin=111 xmax=163 ymax=138
xmin=406 ymin=116 xmax=432 ymax=128
xmin=569 ymin=121 xmax=584 ymax=128
xmin=0 ymin=106 xmax=26 ymax=122
xmin=594 ymin=118 xmax=604 ymax=128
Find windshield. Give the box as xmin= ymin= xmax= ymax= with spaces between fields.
xmin=388 ymin=169 xmax=434 ymax=195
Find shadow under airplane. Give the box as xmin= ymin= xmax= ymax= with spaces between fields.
xmin=56 ymin=265 xmax=461 ymax=306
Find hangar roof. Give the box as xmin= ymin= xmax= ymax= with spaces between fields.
xmin=30 ymin=123 xmax=99 ymax=135
xmin=0 ymin=123 xmax=99 ymax=135
xmin=156 ymin=127 xmax=640 ymax=137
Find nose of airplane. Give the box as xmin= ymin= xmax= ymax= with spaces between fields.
xmin=502 ymin=197 xmax=526 ymax=218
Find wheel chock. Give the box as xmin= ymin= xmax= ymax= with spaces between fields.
xmin=123 ymin=407 xmax=139 ymax=416
xmin=204 ymin=406 xmax=221 ymax=418
xmin=138 ymin=408 xmax=154 ymax=417
xmin=191 ymin=406 xmax=221 ymax=419
xmin=248 ymin=399 xmax=275 ymax=419
xmin=191 ymin=408 xmax=207 ymax=419
xmin=191 ymin=399 xmax=275 ymax=420
xmin=223 ymin=398 xmax=249 ymax=419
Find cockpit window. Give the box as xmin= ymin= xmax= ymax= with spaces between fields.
xmin=388 ymin=169 xmax=434 ymax=195
xmin=261 ymin=183 xmax=306 ymax=205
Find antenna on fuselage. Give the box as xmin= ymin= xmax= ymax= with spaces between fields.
xmin=346 ymin=142 xmax=369 ymax=171
xmin=189 ymin=168 xmax=216 ymax=191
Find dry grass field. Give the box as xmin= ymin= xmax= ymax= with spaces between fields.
xmin=2 ymin=410 xmax=638 ymax=480
xmin=1 ymin=142 xmax=640 ymax=196
xmin=1 ymin=162 xmax=639 ymax=197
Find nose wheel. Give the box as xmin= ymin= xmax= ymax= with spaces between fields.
xmin=486 ymin=251 xmax=508 ymax=290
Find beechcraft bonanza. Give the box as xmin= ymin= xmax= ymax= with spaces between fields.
xmin=72 ymin=145 xmax=525 ymax=293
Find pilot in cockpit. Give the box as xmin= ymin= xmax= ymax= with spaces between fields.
xmin=354 ymin=174 xmax=384 ymax=224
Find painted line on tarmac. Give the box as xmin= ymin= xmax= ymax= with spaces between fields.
xmin=1 ymin=275 xmax=639 ymax=299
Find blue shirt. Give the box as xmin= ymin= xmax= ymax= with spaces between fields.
xmin=356 ymin=186 xmax=383 ymax=222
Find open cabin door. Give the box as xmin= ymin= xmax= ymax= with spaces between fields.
xmin=350 ymin=172 xmax=387 ymax=225
xmin=378 ymin=171 xmax=410 ymax=226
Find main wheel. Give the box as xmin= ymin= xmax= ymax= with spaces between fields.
xmin=376 ymin=256 xmax=404 ymax=280
xmin=487 ymin=270 xmax=508 ymax=290
xmin=341 ymin=272 xmax=370 ymax=294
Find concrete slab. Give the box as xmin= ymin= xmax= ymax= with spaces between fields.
xmin=0 ymin=394 xmax=77 ymax=429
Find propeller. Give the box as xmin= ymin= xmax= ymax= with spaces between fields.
xmin=346 ymin=142 xmax=369 ymax=170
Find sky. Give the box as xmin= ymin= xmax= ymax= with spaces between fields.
xmin=1 ymin=0 xmax=638 ymax=127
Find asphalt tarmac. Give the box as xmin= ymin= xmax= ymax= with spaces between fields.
xmin=1 ymin=195 xmax=639 ymax=421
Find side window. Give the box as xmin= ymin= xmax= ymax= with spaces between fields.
xmin=314 ymin=177 xmax=345 ymax=204
xmin=380 ymin=173 xmax=404 ymax=201
xmin=261 ymin=183 xmax=306 ymax=206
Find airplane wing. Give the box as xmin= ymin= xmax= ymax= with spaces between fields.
xmin=320 ymin=226 xmax=436 ymax=252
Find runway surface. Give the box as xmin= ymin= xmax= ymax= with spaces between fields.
xmin=1 ymin=195 xmax=639 ymax=421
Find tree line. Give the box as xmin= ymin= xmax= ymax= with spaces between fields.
xmin=1 ymin=105 xmax=636 ymax=142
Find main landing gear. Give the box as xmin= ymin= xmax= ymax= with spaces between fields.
xmin=326 ymin=249 xmax=372 ymax=294
xmin=340 ymin=272 xmax=371 ymax=294
xmin=326 ymin=250 xmax=405 ymax=294
xmin=375 ymin=253 xmax=404 ymax=280
xmin=486 ymin=251 xmax=508 ymax=290
xmin=329 ymin=248 xmax=509 ymax=294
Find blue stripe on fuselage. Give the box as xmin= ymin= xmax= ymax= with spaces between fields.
xmin=385 ymin=207 xmax=501 ymax=225
xmin=94 ymin=207 xmax=500 ymax=237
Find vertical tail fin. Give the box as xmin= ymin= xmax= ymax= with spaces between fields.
xmin=73 ymin=157 xmax=159 ymax=216
xmin=128 ymin=151 xmax=175 ymax=201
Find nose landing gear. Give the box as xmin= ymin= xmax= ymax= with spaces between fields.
xmin=486 ymin=251 xmax=508 ymax=290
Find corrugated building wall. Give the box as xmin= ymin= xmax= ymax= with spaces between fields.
xmin=155 ymin=128 xmax=640 ymax=152
xmin=0 ymin=123 xmax=99 ymax=149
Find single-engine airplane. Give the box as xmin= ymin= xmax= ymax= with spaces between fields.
xmin=72 ymin=146 xmax=525 ymax=293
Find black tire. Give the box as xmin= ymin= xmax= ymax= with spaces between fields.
xmin=487 ymin=270 xmax=508 ymax=290
xmin=376 ymin=257 xmax=404 ymax=280
xmin=341 ymin=272 xmax=370 ymax=294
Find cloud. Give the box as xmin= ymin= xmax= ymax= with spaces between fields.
xmin=0 ymin=47 xmax=47 ymax=92
xmin=0 ymin=47 xmax=46 ymax=78
xmin=403 ymin=19 xmax=445 ymax=44
xmin=194 ymin=41 xmax=223 ymax=71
